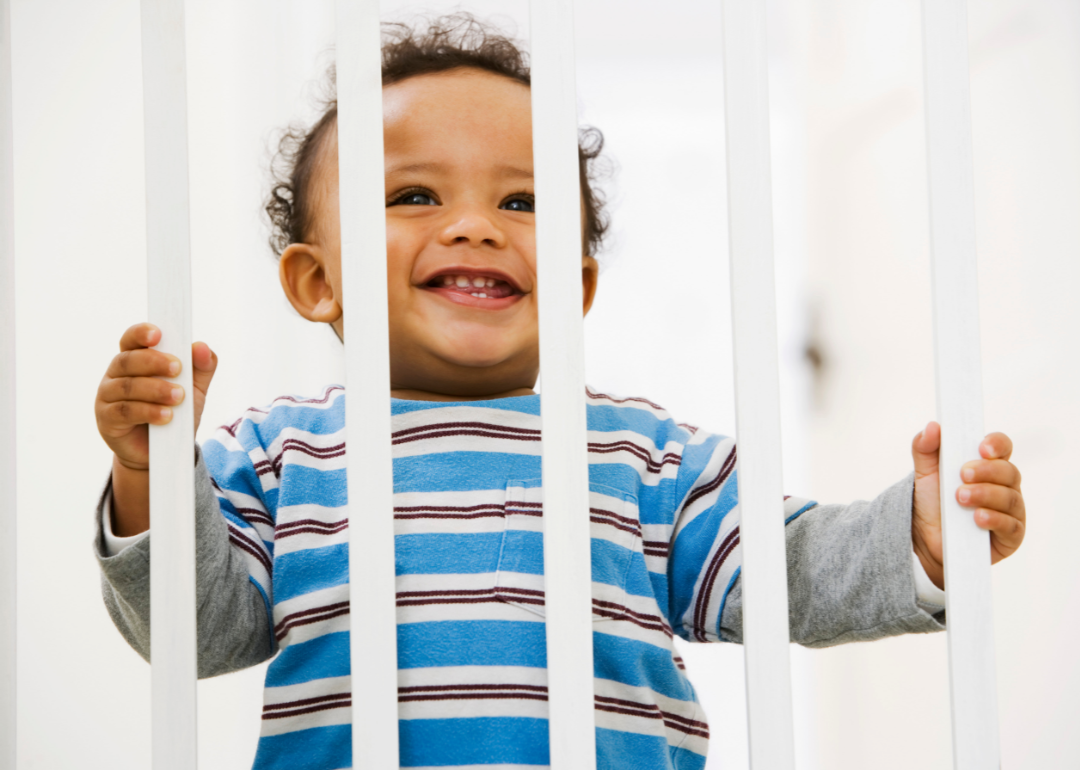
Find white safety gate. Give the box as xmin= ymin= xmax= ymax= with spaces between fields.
xmin=0 ymin=0 xmax=1000 ymax=768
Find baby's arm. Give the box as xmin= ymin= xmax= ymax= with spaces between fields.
xmin=718 ymin=476 xmax=944 ymax=648
xmin=93 ymin=322 xmax=274 ymax=676
xmin=94 ymin=449 xmax=275 ymax=676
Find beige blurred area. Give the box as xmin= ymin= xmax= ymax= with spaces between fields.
xmin=10 ymin=0 xmax=1079 ymax=767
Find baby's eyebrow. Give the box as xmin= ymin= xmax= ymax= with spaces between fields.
xmin=385 ymin=161 xmax=534 ymax=181
xmin=495 ymin=164 xmax=534 ymax=181
xmin=386 ymin=161 xmax=445 ymax=177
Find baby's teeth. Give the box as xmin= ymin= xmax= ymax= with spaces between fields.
xmin=442 ymin=276 xmax=454 ymax=286
xmin=478 ymin=292 xmax=488 ymax=298
xmin=472 ymin=276 xmax=486 ymax=288
xmin=455 ymin=276 xmax=470 ymax=288
xmin=485 ymin=278 xmax=495 ymax=288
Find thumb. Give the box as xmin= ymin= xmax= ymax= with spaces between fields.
xmin=911 ymin=421 xmax=941 ymax=480
xmin=191 ymin=341 xmax=218 ymax=397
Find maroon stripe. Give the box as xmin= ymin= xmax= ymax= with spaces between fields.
xmin=678 ymin=423 xmax=700 ymax=435
xmin=594 ymin=702 xmax=661 ymax=721
xmin=276 ymin=525 xmax=349 ymax=539
xmin=693 ymin=526 xmax=741 ymax=642
xmin=264 ymin=692 xmax=351 ymax=712
xmin=397 ymin=596 xmax=508 ymax=608
xmin=397 ymin=588 xmax=500 ymax=598
xmin=395 ymin=510 xmax=506 ymax=521
xmin=590 ymin=517 xmax=640 ymax=538
xmin=591 ymin=601 xmax=673 ymax=637
xmin=399 ymin=692 xmax=548 ymax=703
xmin=275 ymin=606 xmax=351 ymax=640
xmin=506 ymin=508 xmax=543 ymax=518
xmin=683 ymin=445 xmax=737 ymax=511
xmin=228 ymin=529 xmax=272 ymax=574
xmin=262 ymin=700 xmax=351 ymax=721
xmin=588 ymin=507 xmax=639 ymax=528
xmin=588 ymin=441 xmax=683 ymax=472
xmin=399 ymin=683 xmax=547 ymax=694
xmin=392 ymin=429 xmax=541 ymax=446
xmin=235 ymin=507 xmax=274 ymax=527
xmin=493 ymin=586 xmax=545 ymax=597
xmin=585 ymin=390 xmax=665 ymax=411
xmin=275 ymin=601 xmax=350 ymax=632
xmin=272 ymin=387 xmax=343 ymax=406
xmin=593 ymin=700 xmax=709 ymax=739
xmin=393 ymin=421 xmax=541 ymax=439
xmin=277 ymin=518 xmax=348 ymax=531
xmin=281 ymin=438 xmax=345 ymax=455
xmin=395 ymin=503 xmax=506 ymax=514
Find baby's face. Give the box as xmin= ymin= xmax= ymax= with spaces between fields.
xmin=287 ymin=68 xmax=598 ymax=400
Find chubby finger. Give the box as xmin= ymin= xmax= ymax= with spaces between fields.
xmin=960 ymin=458 xmax=1021 ymax=489
xmin=957 ymin=482 xmax=1025 ymax=518
xmin=191 ymin=342 xmax=218 ymax=395
xmin=974 ymin=508 xmax=1025 ymax=560
xmin=119 ymin=323 xmax=162 ymax=352
xmin=97 ymin=400 xmax=174 ymax=435
xmin=107 ymin=348 xmax=181 ymax=379
xmin=99 ymin=376 xmax=184 ymax=406
xmin=980 ymin=432 xmax=1013 ymax=462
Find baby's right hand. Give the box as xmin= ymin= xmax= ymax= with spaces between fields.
xmin=95 ymin=323 xmax=218 ymax=471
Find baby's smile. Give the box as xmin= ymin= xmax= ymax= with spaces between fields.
xmin=421 ymin=269 xmax=525 ymax=308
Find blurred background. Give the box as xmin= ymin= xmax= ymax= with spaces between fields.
xmin=9 ymin=0 xmax=1079 ymax=767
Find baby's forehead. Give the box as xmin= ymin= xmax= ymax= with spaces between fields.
xmin=381 ymin=69 xmax=534 ymax=158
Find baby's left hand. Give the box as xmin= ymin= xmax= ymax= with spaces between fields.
xmin=910 ymin=421 xmax=1026 ymax=590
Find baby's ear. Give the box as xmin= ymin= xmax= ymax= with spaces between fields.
xmin=581 ymin=255 xmax=600 ymax=316
xmin=279 ymin=243 xmax=342 ymax=324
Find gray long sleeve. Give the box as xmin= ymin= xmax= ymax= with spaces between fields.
xmin=720 ymin=474 xmax=946 ymax=647
xmin=94 ymin=448 xmax=275 ymax=678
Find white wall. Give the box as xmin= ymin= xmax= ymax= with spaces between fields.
xmin=8 ymin=0 xmax=1078 ymax=768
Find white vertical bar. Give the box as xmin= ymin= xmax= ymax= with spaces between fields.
xmin=529 ymin=2 xmax=597 ymax=767
xmin=0 ymin=0 xmax=15 ymax=767
xmin=336 ymin=1 xmax=400 ymax=767
xmin=141 ymin=1 xmax=198 ymax=768
xmin=720 ymin=1 xmax=796 ymax=768
xmin=921 ymin=3 xmax=1000 ymax=768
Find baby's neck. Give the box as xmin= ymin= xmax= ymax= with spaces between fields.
xmin=390 ymin=386 xmax=536 ymax=402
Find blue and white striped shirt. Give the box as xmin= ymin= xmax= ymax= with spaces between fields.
xmin=201 ymin=385 xmax=814 ymax=770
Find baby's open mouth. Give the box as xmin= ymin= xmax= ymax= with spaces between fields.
xmin=424 ymin=273 xmax=520 ymax=300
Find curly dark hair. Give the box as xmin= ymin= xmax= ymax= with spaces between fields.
xmin=265 ymin=13 xmax=610 ymax=258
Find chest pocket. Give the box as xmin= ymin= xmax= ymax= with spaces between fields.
xmin=495 ymin=479 xmax=642 ymax=621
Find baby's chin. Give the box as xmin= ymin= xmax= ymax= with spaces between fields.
xmin=390 ymin=339 xmax=537 ymax=395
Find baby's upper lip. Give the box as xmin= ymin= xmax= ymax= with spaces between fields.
xmin=418 ymin=266 xmax=527 ymax=293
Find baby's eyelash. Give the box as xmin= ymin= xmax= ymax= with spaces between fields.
xmin=387 ymin=186 xmax=439 ymax=206
xmin=501 ymin=192 xmax=535 ymax=208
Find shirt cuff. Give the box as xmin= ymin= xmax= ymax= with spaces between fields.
xmin=912 ymin=549 xmax=946 ymax=611
xmin=102 ymin=488 xmax=150 ymax=557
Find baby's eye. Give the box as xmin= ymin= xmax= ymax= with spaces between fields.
xmin=501 ymin=196 xmax=535 ymax=213
xmin=391 ymin=192 xmax=438 ymax=207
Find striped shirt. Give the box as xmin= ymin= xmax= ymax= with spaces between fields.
xmin=201 ymin=385 xmax=814 ymax=770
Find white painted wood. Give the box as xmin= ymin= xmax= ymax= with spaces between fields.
xmin=920 ymin=2 xmax=1000 ymax=768
xmin=529 ymin=1 xmax=597 ymax=767
xmin=141 ymin=1 xmax=198 ymax=767
xmin=335 ymin=1 xmax=401 ymax=766
xmin=0 ymin=1 xmax=15 ymax=767
xmin=720 ymin=1 xmax=796 ymax=768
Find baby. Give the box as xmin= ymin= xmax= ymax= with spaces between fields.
xmin=92 ymin=15 xmax=1027 ymax=770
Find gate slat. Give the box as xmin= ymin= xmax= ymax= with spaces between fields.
xmin=529 ymin=1 xmax=598 ymax=767
xmin=0 ymin=0 xmax=15 ymax=766
xmin=140 ymin=1 xmax=198 ymax=767
xmin=920 ymin=3 xmax=1000 ymax=768
xmin=335 ymin=1 xmax=401 ymax=766
xmin=720 ymin=1 xmax=797 ymax=767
